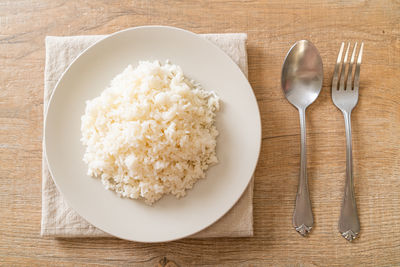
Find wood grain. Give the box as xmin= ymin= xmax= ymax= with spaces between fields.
xmin=0 ymin=0 xmax=399 ymax=266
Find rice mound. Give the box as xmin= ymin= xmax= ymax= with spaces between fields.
xmin=81 ymin=60 xmax=220 ymax=204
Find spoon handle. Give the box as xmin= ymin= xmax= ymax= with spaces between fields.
xmin=293 ymin=108 xmax=313 ymax=236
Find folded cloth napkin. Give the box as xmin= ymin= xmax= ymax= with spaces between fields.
xmin=41 ymin=33 xmax=254 ymax=238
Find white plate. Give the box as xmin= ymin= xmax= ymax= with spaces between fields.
xmin=45 ymin=26 xmax=261 ymax=242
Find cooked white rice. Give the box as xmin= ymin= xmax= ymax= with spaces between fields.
xmin=80 ymin=60 xmax=220 ymax=204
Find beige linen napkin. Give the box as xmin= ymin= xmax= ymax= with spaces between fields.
xmin=41 ymin=33 xmax=254 ymax=238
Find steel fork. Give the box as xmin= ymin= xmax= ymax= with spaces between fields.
xmin=332 ymin=42 xmax=364 ymax=242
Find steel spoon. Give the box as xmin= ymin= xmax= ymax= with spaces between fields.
xmin=281 ymin=40 xmax=323 ymax=236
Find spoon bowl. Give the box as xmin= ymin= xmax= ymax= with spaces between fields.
xmin=282 ymin=40 xmax=323 ymax=109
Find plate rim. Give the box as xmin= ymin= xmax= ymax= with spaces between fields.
xmin=44 ymin=25 xmax=262 ymax=242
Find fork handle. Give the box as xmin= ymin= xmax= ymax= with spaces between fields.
xmin=339 ymin=111 xmax=360 ymax=241
xmin=293 ymin=107 xmax=313 ymax=236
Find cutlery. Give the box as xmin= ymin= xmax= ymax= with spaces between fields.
xmin=281 ymin=40 xmax=323 ymax=236
xmin=332 ymin=42 xmax=364 ymax=241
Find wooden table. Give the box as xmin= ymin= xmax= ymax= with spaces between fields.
xmin=1 ymin=0 xmax=399 ymax=266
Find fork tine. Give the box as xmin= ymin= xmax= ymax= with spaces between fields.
xmin=339 ymin=43 xmax=350 ymax=90
xmin=346 ymin=43 xmax=358 ymax=90
xmin=353 ymin=42 xmax=364 ymax=91
xmin=332 ymin=42 xmax=345 ymax=91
